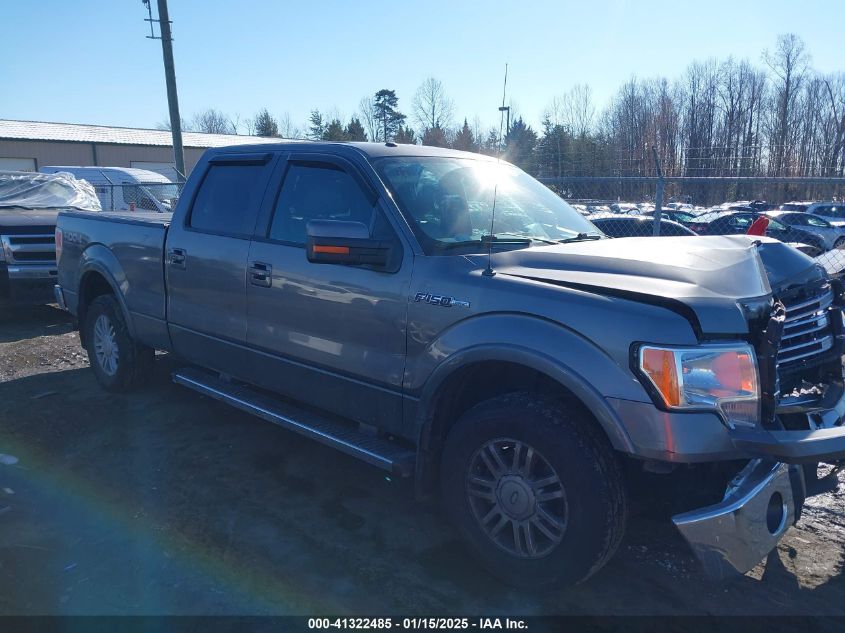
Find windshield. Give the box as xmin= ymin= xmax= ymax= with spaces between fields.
xmin=139 ymin=182 xmax=180 ymax=204
xmin=374 ymin=157 xmax=600 ymax=252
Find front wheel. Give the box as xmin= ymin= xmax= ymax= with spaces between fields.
xmin=440 ymin=393 xmax=628 ymax=589
xmin=83 ymin=294 xmax=153 ymax=392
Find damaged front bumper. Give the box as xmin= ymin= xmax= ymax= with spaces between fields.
xmin=672 ymin=458 xmax=806 ymax=579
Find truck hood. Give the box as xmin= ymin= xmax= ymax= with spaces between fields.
xmin=0 ymin=207 xmax=61 ymax=231
xmin=487 ymin=235 xmax=819 ymax=335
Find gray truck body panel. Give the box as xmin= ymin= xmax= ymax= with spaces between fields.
xmin=55 ymin=142 xmax=845 ymax=464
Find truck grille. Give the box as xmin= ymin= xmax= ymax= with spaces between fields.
xmin=777 ymin=284 xmax=834 ymax=367
xmin=0 ymin=234 xmax=56 ymax=264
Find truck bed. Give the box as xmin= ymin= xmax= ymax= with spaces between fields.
xmin=60 ymin=209 xmax=173 ymax=228
xmin=56 ymin=210 xmax=172 ymax=350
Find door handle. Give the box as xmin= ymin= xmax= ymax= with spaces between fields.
xmin=249 ymin=261 xmax=272 ymax=287
xmin=168 ymin=247 xmax=186 ymax=269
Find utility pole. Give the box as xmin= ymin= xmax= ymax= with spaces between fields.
xmin=144 ymin=0 xmax=185 ymax=181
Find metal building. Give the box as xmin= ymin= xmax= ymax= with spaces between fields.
xmin=0 ymin=119 xmax=278 ymax=181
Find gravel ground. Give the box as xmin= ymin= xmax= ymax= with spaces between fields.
xmin=0 ymin=304 xmax=843 ymax=616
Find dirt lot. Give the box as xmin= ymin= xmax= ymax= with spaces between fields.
xmin=0 ymin=304 xmax=843 ymax=616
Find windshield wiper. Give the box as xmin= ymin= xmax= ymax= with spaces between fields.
xmin=558 ymin=232 xmax=603 ymax=243
xmin=433 ymin=235 xmax=534 ymax=251
xmin=485 ymin=232 xmax=558 ymax=245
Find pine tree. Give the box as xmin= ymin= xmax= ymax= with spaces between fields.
xmin=394 ymin=125 xmax=417 ymax=144
xmin=253 ymin=108 xmax=279 ymax=137
xmin=345 ymin=117 xmax=367 ymax=141
xmin=308 ymin=109 xmax=325 ymax=140
xmin=451 ymin=119 xmax=477 ymax=152
xmin=373 ymin=89 xmax=406 ymax=142
xmin=504 ymin=117 xmax=538 ymax=173
xmin=322 ymin=119 xmax=348 ymax=141
xmin=422 ymin=125 xmax=449 ymax=147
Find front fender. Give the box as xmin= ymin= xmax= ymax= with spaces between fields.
xmin=411 ymin=313 xmax=653 ymax=453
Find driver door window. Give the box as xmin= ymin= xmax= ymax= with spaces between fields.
xmin=268 ymin=163 xmax=376 ymax=245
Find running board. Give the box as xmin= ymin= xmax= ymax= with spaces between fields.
xmin=172 ymin=367 xmax=415 ymax=477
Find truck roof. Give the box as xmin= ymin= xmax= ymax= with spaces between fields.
xmin=207 ymin=141 xmax=501 ymax=162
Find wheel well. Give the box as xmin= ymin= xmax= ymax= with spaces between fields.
xmin=416 ymin=361 xmax=601 ymax=498
xmin=77 ymin=271 xmax=115 ymax=347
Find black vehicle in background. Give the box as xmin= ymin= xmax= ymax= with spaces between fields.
xmin=0 ymin=170 xmax=100 ymax=303
xmin=688 ymin=210 xmax=826 ymax=255
xmin=590 ymin=214 xmax=697 ymax=237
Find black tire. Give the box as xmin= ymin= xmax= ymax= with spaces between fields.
xmin=835 ymin=237 xmax=845 ymax=250
xmin=440 ymin=392 xmax=627 ymax=589
xmin=83 ymin=294 xmax=153 ymax=392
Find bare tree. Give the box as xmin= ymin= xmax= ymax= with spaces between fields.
xmin=156 ymin=116 xmax=190 ymax=132
xmin=191 ymin=109 xmax=237 ymax=134
xmin=359 ymin=96 xmax=379 ymax=142
xmin=763 ymin=33 xmax=810 ymax=174
xmin=278 ymin=112 xmax=303 ymax=139
xmin=412 ymin=77 xmax=455 ymax=133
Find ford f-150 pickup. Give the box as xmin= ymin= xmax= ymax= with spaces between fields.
xmin=55 ymin=142 xmax=845 ymax=588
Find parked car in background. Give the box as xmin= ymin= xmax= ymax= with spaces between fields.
xmin=688 ymin=211 xmax=825 ymax=256
xmin=589 ymin=214 xmax=696 ymax=237
xmin=725 ymin=200 xmax=777 ymax=212
xmin=803 ymin=202 xmax=845 ymax=227
xmin=0 ymin=170 xmax=100 ymax=303
xmin=39 ymin=166 xmax=179 ymax=213
xmin=608 ymin=202 xmax=640 ymax=214
xmin=765 ymin=210 xmax=845 ymax=251
xmin=639 ymin=208 xmax=699 ymax=227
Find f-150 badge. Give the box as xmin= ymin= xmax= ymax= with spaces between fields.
xmin=414 ymin=292 xmax=470 ymax=308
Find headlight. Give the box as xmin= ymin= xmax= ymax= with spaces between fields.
xmin=636 ymin=344 xmax=760 ymax=428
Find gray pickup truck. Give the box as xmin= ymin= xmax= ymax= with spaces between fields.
xmin=55 ymin=142 xmax=845 ymax=588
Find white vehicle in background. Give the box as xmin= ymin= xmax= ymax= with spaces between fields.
xmin=38 ymin=166 xmax=179 ymax=213
xmin=765 ymin=210 xmax=845 ymax=251
xmin=780 ymin=201 xmax=845 ymax=227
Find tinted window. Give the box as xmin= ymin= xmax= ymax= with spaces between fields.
xmin=783 ymin=213 xmax=808 ymax=225
xmin=189 ymin=164 xmax=267 ymax=235
xmin=269 ymin=163 xmax=376 ymax=245
xmin=805 ymin=215 xmax=830 ymax=227
xmin=820 ymin=206 xmax=845 ymax=219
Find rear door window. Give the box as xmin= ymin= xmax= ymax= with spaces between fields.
xmin=189 ymin=164 xmax=268 ymax=236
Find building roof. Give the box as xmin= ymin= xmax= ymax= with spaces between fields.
xmin=0 ymin=119 xmax=283 ymax=148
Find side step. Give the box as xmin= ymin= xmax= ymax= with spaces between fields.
xmin=172 ymin=367 xmax=416 ymax=477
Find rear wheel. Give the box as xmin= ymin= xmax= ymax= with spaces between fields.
xmin=440 ymin=392 xmax=627 ymax=589
xmin=83 ymin=294 xmax=153 ymax=391
xmin=834 ymin=237 xmax=845 ymax=250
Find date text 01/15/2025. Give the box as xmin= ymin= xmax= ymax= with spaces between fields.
xmin=307 ymin=617 xmax=527 ymax=630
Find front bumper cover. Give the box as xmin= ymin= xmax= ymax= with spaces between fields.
xmin=673 ymin=459 xmax=805 ymax=579
xmin=729 ymin=377 xmax=845 ymax=464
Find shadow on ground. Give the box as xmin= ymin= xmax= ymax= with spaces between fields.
xmin=0 ymin=306 xmax=843 ymax=615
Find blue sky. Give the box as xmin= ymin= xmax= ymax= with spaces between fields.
xmin=1 ymin=0 xmax=842 ymax=134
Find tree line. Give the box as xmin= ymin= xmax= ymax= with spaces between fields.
xmin=162 ymin=34 xmax=845 ymax=180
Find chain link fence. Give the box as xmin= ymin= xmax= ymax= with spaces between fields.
xmin=92 ymin=181 xmax=184 ymax=214
xmin=540 ymin=175 xmax=845 ymax=276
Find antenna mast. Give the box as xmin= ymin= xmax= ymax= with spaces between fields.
xmin=482 ymin=63 xmax=509 ymax=278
